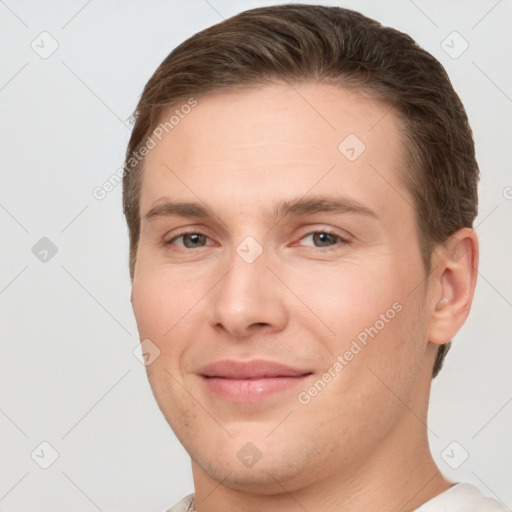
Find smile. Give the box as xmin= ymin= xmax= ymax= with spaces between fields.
xmin=199 ymin=359 xmax=313 ymax=403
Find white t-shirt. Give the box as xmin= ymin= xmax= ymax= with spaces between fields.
xmin=165 ymin=483 xmax=510 ymax=512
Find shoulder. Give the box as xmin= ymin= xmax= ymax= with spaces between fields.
xmin=415 ymin=482 xmax=510 ymax=512
xmin=163 ymin=493 xmax=194 ymax=512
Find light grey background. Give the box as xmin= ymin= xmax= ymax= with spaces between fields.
xmin=1 ymin=0 xmax=511 ymax=510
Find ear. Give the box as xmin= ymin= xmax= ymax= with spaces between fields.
xmin=428 ymin=228 xmax=479 ymax=346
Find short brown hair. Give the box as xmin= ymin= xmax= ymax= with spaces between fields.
xmin=123 ymin=4 xmax=479 ymax=378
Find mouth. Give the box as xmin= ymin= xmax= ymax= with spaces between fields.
xmin=199 ymin=359 xmax=313 ymax=402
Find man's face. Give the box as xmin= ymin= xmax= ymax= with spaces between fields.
xmin=131 ymin=82 xmax=435 ymax=492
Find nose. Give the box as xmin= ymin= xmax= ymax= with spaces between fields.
xmin=209 ymin=246 xmax=288 ymax=339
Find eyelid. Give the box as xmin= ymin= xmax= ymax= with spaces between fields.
xmin=295 ymin=228 xmax=352 ymax=248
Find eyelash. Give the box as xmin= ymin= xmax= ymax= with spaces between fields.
xmin=164 ymin=229 xmax=351 ymax=251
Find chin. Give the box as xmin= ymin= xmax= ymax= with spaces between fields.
xmin=188 ymin=433 xmax=332 ymax=495
xmin=193 ymin=455 xmax=307 ymax=494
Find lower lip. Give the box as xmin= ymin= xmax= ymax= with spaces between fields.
xmin=201 ymin=375 xmax=311 ymax=402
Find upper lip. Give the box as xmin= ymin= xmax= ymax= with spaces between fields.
xmin=199 ymin=359 xmax=312 ymax=379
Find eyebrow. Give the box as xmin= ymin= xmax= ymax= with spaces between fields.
xmin=275 ymin=196 xmax=378 ymax=219
xmin=143 ymin=195 xmax=378 ymax=223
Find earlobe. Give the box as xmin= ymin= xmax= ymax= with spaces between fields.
xmin=428 ymin=228 xmax=479 ymax=346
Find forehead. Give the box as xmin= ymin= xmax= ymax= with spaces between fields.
xmin=140 ymin=81 xmax=409 ymax=218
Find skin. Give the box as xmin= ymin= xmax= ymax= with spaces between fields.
xmin=130 ymin=81 xmax=478 ymax=512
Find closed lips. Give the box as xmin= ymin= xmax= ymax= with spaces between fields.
xmin=199 ymin=359 xmax=312 ymax=379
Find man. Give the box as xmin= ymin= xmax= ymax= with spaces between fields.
xmin=122 ymin=4 xmax=508 ymax=511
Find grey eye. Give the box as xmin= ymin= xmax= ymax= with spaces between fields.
xmin=312 ymin=232 xmax=339 ymax=246
xmin=301 ymin=231 xmax=344 ymax=247
xmin=180 ymin=233 xmax=208 ymax=248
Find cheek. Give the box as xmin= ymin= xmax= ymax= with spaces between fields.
xmin=131 ymin=277 xmax=165 ymax=339
xmin=292 ymin=262 xmax=426 ymax=389
xmin=293 ymin=263 xmax=405 ymax=342
xmin=131 ymin=266 xmax=218 ymax=383
xmin=131 ymin=270 xmax=190 ymax=345
xmin=131 ymin=271 xmax=201 ymax=421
